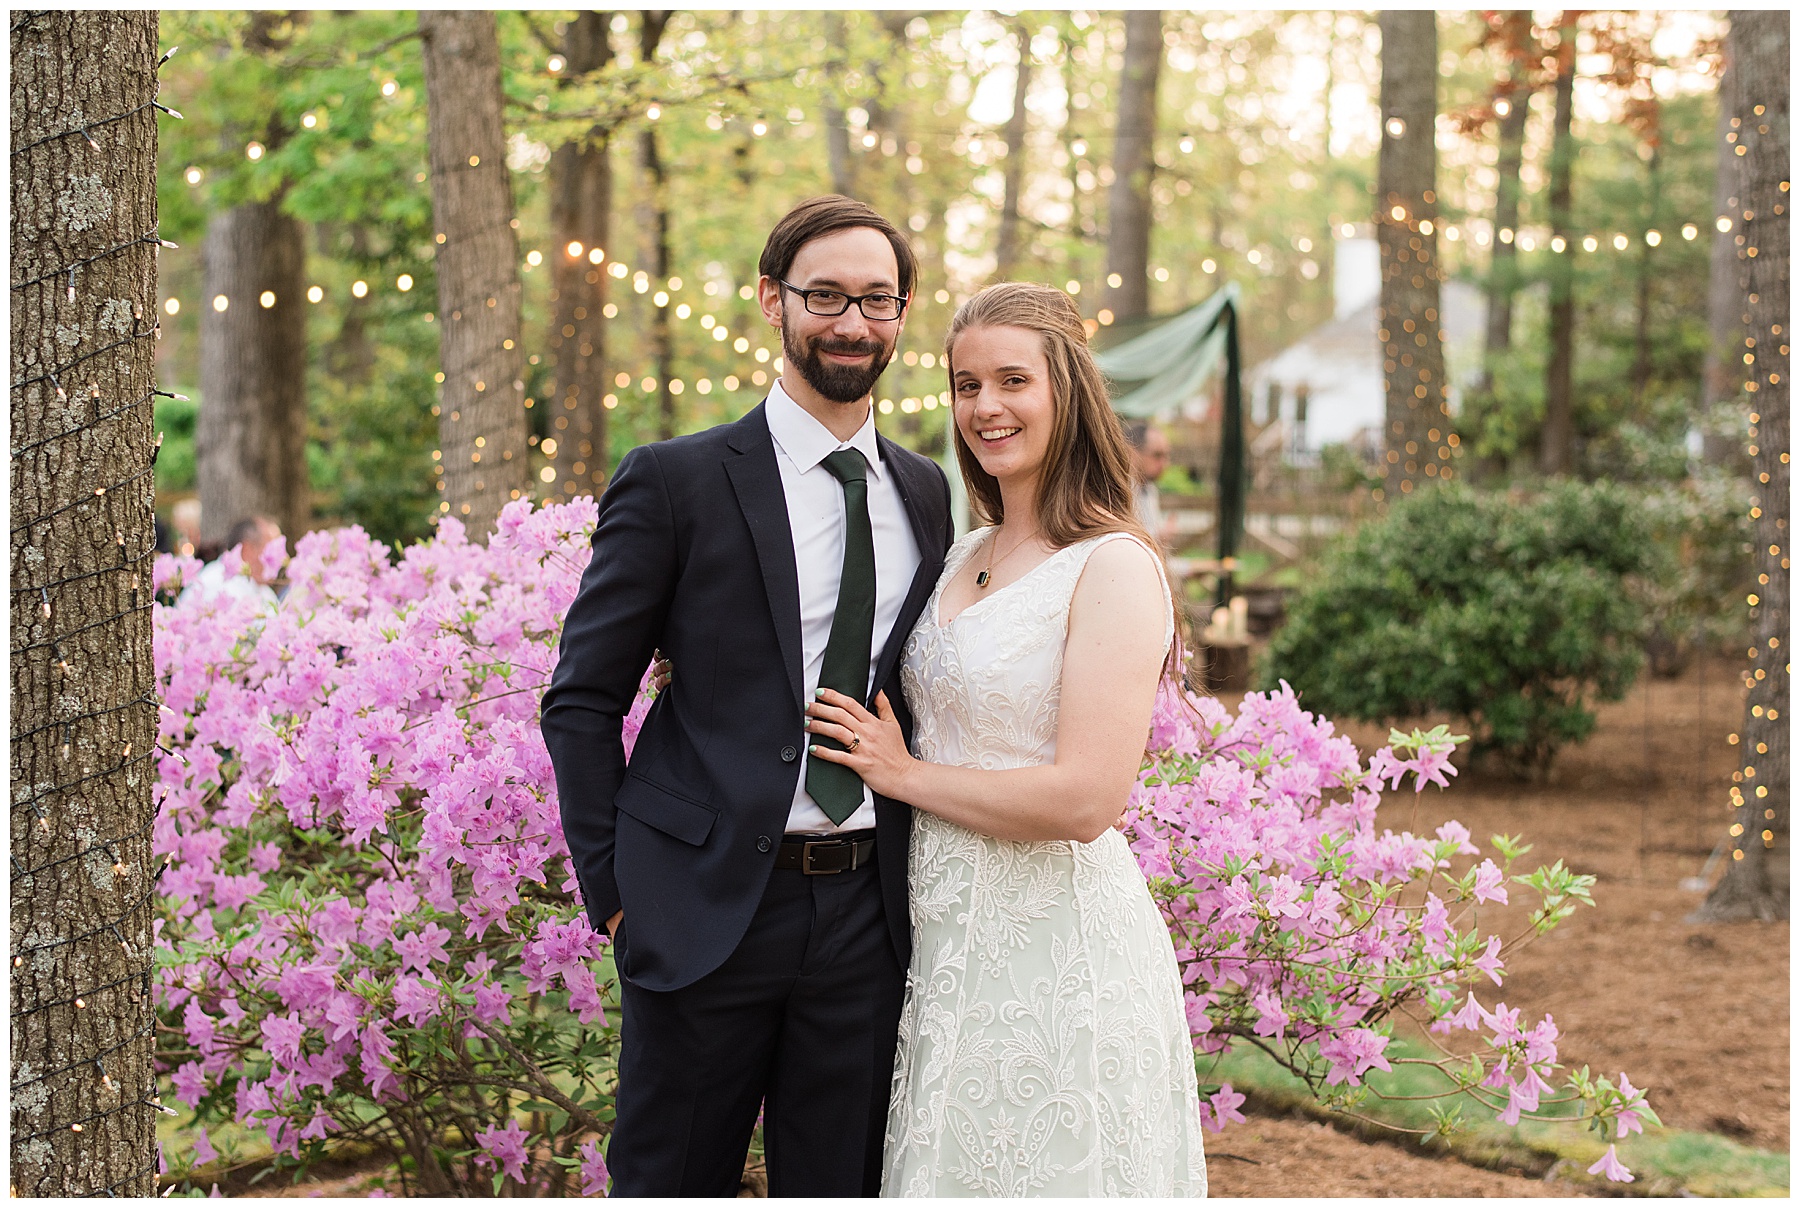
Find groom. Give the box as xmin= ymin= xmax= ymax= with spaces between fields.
xmin=542 ymin=195 xmax=953 ymax=1197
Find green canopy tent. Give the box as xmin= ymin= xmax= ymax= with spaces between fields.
xmin=1093 ymin=283 xmax=1246 ymax=607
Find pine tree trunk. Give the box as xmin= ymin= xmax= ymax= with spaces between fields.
xmin=1695 ymin=8 xmax=1789 ymax=923
xmin=10 ymin=10 xmax=161 ymax=1195
xmin=1101 ymin=10 xmax=1161 ymax=322
xmin=1702 ymin=36 xmax=1745 ymax=446
xmin=196 ymin=199 xmax=309 ymax=543
xmin=419 ymin=9 xmax=530 ymax=536
xmin=548 ymin=10 xmax=613 ymax=500
xmin=993 ymin=20 xmax=1035 ymax=282
xmin=1482 ymin=12 xmax=1533 ymax=383
xmin=1539 ymin=12 xmax=1579 ymax=477
xmin=822 ymin=11 xmax=855 ymax=198
xmin=1377 ymin=10 xmax=1449 ymax=501
xmin=636 ymin=11 xmax=675 ymax=440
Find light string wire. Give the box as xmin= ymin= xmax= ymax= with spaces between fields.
xmin=10 ymin=15 xmax=181 ymax=1195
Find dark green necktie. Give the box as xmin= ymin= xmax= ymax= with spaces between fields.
xmin=807 ymin=449 xmax=877 ymax=824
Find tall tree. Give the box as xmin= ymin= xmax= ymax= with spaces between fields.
xmin=821 ymin=11 xmax=856 ymax=198
xmin=196 ymin=199 xmax=309 ymax=542
xmin=993 ymin=19 xmax=1035 ymax=282
xmin=1695 ymin=9 xmax=1788 ymax=923
xmin=1702 ymin=29 xmax=1746 ymax=457
xmin=1376 ymin=11 xmax=1448 ymax=501
xmin=1480 ymin=12 xmax=1536 ymax=387
xmin=1538 ymin=10 xmax=1579 ymax=477
xmin=635 ymin=10 xmax=675 ymax=441
xmin=548 ymin=11 xmax=615 ymax=500
xmin=10 ymin=10 xmax=161 ymax=1195
xmin=195 ymin=11 xmax=310 ymax=544
xmin=419 ymin=9 xmax=530 ymax=535
xmin=1101 ymin=10 xmax=1162 ymax=322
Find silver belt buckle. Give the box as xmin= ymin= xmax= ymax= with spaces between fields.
xmin=802 ymin=839 xmax=842 ymax=874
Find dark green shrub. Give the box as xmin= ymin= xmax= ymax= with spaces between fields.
xmin=1259 ymin=481 xmax=1658 ymax=775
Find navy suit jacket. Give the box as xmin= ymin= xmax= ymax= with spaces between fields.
xmin=541 ymin=403 xmax=954 ymax=992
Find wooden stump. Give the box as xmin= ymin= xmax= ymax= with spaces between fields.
xmin=1200 ymin=640 xmax=1252 ymax=693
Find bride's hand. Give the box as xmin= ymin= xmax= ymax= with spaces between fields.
xmin=806 ymin=689 xmax=918 ymax=802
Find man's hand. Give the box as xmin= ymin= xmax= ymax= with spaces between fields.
xmin=606 ymin=910 xmax=623 ymax=939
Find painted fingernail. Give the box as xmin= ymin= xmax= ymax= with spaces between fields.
xmin=808 ymin=744 xmax=819 ymax=754
xmin=814 ymin=688 xmax=825 ymax=699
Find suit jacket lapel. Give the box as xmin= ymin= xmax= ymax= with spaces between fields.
xmin=872 ymin=435 xmax=948 ymax=700
xmin=724 ymin=405 xmax=806 ymax=710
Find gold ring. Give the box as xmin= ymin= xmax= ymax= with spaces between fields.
xmin=846 ymin=734 xmax=861 ymax=754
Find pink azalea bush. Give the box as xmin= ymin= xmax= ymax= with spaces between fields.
xmin=152 ymin=500 xmax=1652 ymax=1194
xmin=1127 ymin=683 xmax=1655 ymax=1171
xmin=153 ymin=501 xmax=633 ymax=1195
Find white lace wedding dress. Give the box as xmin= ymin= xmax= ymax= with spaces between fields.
xmin=881 ymin=530 xmax=1208 ymax=1198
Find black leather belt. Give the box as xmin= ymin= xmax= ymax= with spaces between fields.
xmin=776 ymin=831 xmax=876 ymax=874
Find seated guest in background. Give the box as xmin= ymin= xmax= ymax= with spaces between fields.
xmin=178 ymin=514 xmax=284 ymax=608
xmin=1124 ymin=419 xmax=1176 ymax=550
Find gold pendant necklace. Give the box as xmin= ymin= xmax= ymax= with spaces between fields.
xmin=976 ymin=526 xmax=1037 ymax=589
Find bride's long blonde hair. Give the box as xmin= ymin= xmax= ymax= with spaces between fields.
xmin=943 ymin=282 xmax=1186 ymax=673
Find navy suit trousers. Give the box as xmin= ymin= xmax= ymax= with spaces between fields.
xmin=607 ymin=859 xmax=904 ymax=1197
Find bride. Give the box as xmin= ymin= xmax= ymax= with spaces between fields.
xmin=806 ymin=283 xmax=1208 ymax=1197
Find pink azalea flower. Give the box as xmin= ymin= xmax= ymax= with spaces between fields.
xmin=475 ymin=1118 xmax=531 ymax=1183
xmin=1200 ymin=1085 xmax=1247 ymax=1133
xmin=171 ymin=1061 xmax=207 ymax=1108
xmin=1587 ymin=1144 xmax=1634 ymax=1182
xmin=391 ymin=976 xmax=441 ymax=1027
xmin=1470 ymin=859 xmax=1509 ymax=905
xmin=1470 ymin=934 xmax=1504 ymax=985
xmin=1615 ymin=1072 xmax=1646 ymax=1137
xmin=577 ymin=1138 xmax=610 ymax=1196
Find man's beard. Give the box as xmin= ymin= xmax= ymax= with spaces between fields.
xmin=782 ymin=321 xmax=895 ymax=404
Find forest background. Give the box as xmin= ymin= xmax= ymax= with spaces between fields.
xmin=149 ymin=8 xmax=1739 ymax=548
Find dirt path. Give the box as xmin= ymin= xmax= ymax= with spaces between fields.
xmin=1206 ymin=1114 xmax=1584 ymax=1197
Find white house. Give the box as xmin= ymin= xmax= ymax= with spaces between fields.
xmin=1245 ymin=235 xmax=1488 ymax=460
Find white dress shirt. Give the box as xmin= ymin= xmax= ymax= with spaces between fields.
xmin=765 ymin=380 xmax=922 ymax=834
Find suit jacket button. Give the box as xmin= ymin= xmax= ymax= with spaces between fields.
xmin=780 ymin=745 xmax=798 ymax=763
xmin=756 ymin=835 xmax=772 ymax=853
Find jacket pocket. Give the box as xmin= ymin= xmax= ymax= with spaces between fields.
xmin=615 ymin=770 xmax=718 ymax=846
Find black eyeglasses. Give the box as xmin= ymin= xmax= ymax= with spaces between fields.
xmin=779 ymin=281 xmax=909 ymax=322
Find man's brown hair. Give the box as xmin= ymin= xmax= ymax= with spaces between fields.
xmin=758 ymin=195 xmax=920 ymax=300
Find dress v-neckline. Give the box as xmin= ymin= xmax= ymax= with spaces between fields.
xmin=933 ymin=537 xmax=1077 ymax=631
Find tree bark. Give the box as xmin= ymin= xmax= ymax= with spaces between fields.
xmin=547 ymin=10 xmax=614 ymax=500
xmin=1101 ymin=10 xmax=1162 ymax=322
xmin=1376 ymin=11 xmax=1448 ymax=501
xmin=993 ymin=20 xmax=1035 ymax=282
xmin=196 ymin=201 xmax=309 ymax=543
xmin=636 ymin=11 xmax=675 ymax=441
xmin=1539 ymin=11 xmax=1579 ymax=477
xmin=822 ymin=11 xmax=855 ymax=198
xmin=1695 ymin=9 xmax=1788 ymax=923
xmin=1482 ymin=12 xmax=1534 ymax=381
xmin=10 ymin=10 xmax=161 ymax=1195
xmin=1702 ymin=33 xmax=1746 ymax=458
xmin=419 ymin=9 xmax=530 ymax=536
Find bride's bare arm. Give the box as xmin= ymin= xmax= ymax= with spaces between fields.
xmin=807 ymin=538 xmax=1168 ymax=843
